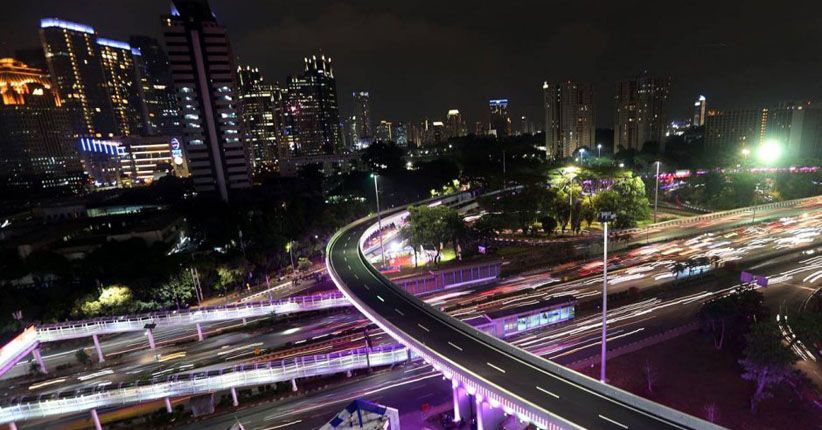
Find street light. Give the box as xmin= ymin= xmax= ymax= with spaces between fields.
xmin=756 ymin=140 xmax=782 ymax=164
xmin=597 ymin=211 xmax=616 ymax=383
xmin=286 ymin=241 xmax=295 ymax=275
xmin=597 ymin=143 xmax=602 ymax=158
xmin=370 ymin=173 xmax=386 ymax=268
xmin=561 ymin=167 xmax=578 ymax=234
xmin=653 ymin=161 xmax=660 ymax=223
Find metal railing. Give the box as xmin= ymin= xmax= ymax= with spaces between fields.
xmin=0 ymin=345 xmax=410 ymax=424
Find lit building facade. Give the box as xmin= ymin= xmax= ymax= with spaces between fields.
xmin=693 ymin=95 xmax=707 ymax=127
xmin=97 ymin=38 xmax=145 ymax=136
xmin=375 ymin=120 xmax=393 ymax=142
xmin=446 ymin=109 xmax=466 ymax=139
xmin=129 ymin=35 xmax=182 ymax=136
xmin=40 ymin=18 xmax=116 ymax=137
xmin=352 ymin=91 xmax=372 ymax=148
xmin=704 ymin=107 xmax=766 ymax=151
xmin=614 ymin=73 xmax=670 ymax=152
xmin=163 ymin=0 xmax=251 ymax=201
xmin=488 ymin=99 xmax=511 ymax=138
xmin=237 ymin=65 xmax=279 ymax=175
xmin=0 ymin=58 xmax=85 ymax=193
xmin=543 ymin=81 xmax=595 ymax=158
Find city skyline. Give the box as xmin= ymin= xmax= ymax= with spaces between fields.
xmin=3 ymin=1 xmax=822 ymax=127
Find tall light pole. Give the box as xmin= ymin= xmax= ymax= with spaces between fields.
xmin=371 ymin=173 xmax=386 ymax=268
xmin=502 ymin=149 xmax=507 ymax=188
xmin=598 ymin=211 xmax=615 ymax=383
xmin=286 ymin=241 xmax=295 ymax=274
xmin=653 ymin=161 xmax=660 ymax=223
xmin=597 ymin=143 xmax=602 ymax=158
xmin=561 ymin=167 xmax=578 ymax=234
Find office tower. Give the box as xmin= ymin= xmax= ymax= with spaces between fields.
xmin=393 ymin=122 xmax=408 ymax=148
xmin=40 ymin=18 xmax=116 ymax=137
xmin=352 ymin=91 xmax=372 ymax=148
xmin=762 ymin=102 xmax=822 ymax=158
xmin=518 ymin=115 xmax=536 ymax=135
xmin=281 ymin=54 xmax=342 ymax=156
xmin=614 ymin=73 xmax=670 ymax=152
xmin=693 ymin=95 xmax=707 ymax=127
xmin=237 ymin=65 xmax=279 ymax=174
xmin=129 ymin=35 xmax=182 ymax=136
xmin=704 ymin=107 xmax=766 ymax=151
xmin=0 ymin=58 xmax=84 ymax=193
xmin=163 ymin=0 xmax=251 ymax=201
xmin=445 ymin=109 xmax=466 ymax=139
xmin=473 ymin=120 xmax=486 ymax=136
xmin=543 ymin=81 xmax=595 ymax=158
xmin=431 ymin=121 xmax=445 ymax=144
xmin=97 ymin=38 xmax=145 ymax=136
xmin=375 ymin=120 xmax=393 ymax=142
xmin=488 ymin=99 xmax=511 ymax=138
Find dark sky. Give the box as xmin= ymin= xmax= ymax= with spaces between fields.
xmin=2 ymin=0 xmax=822 ymax=128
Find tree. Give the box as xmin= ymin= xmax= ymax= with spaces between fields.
xmin=739 ymin=321 xmax=796 ymax=413
xmin=698 ymin=288 xmax=765 ymax=350
xmin=72 ymin=285 xmax=134 ymax=318
xmin=75 ymin=348 xmax=92 ymax=367
xmin=157 ymin=271 xmax=196 ymax=310
xmin=361 ymin=142 xmax=405 ymax=174
xmin=403 ymin=205 xmax=464 ymax=266
xmin=539 ymin=215 xmax=557 ymax=235
xmin=215 ymin=266 xmax=242 ymax=294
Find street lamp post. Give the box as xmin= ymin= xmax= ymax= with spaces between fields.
xmin=597 ymin=143 xmax=602 ymax=158
xmin=561 ymin=167 xmax=578 ymax=234
xmin=653 ymin=161 xmax=660 ymax=223
xmin=598 ymin=211 xmax=616 ymax=383
xmin=371 ymin=174 xmax=386 ymax=268
xmin=286 ymin=241 xmax=295 ymax=275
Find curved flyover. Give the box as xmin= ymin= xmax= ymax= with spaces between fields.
xmin=327 ymin=192 xmax=721 ymax=430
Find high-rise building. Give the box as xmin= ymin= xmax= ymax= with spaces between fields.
xmin=237 ymin=65 xmax=279 ymax=175
xmin=693 ymin=95 xmax=707 ymax=127
xmin=40 ymin=18 xmax=116 ymax=137
xmin=445 ymin=109 xmax=466 ymax=139
xmin=393 ymin=122 xmax=408 ymax=148
xmin=352 ymin=91 xmax=372 ymax=148
xmin=614 ymin=73 xmax=670 ymax=152
xmin=488 ymin=99 xmax=511 ymax=138
xmin=375 ymin=120 xmax=393 ymax=142
xmin=431 ymin=121 xmax=445 ymax=144
xmin=97 ymin=38 xmax=145 ymax=136
xmin=0 ymin=58 xmax=85 ymax=193
xmin=543 ymin=81 xmax=595 ymax=158
xmin=129 ymin=35 xmax=182 ymax=136
xmin=704 ymin=107 xmax=766 ymax=151
xmin=281 ymin=54 xmax=342 ymax=157
xmin=163 ymin=0 xmax=251 ymax=201
xmin=762 ymin=102 xmax=822 ymax=159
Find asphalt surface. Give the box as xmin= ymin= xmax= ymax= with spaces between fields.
xmin=328 ymin=216 xmax=713 ymax=430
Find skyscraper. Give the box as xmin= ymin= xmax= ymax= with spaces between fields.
xmin=693 ymin=95 xmax=707 ymax=127
xmin=97 ymin=38 xmax=145 ymax=136
xmin=129 ymin=35 xmax=182 ymax=136
xmin=374 ymin=120 xmax=393 ymax=142
xmin=237 ymin=65 xmax=279 ymax=175
xmin=614 ymin=73 xmax=670 ymax=152
xmin=163 ymin=0 xmax=251 ymax=201
xmin=281 ymin=54 xmax=342 ymax=156
xmin=445 ymin=109 xmax=466 ymax=139
xmin=488 ymin=99 xmax=511 ymax=138
xmin=543 ymin=81 xmax=595 ymax=158
xmin=40 ymin=18 xmax=116 ymax=137
xmin=352 ymin=91 xmax=372 ymax=148
xmin=704 ymin=107 xmax=766 ymax=151
xmin=0 ymin=58 xmax=84 ymax=193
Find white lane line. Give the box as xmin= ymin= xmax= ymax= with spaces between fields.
xmin=486 ymin=362 xmax=506 ymax=374
xmin=353 ymin=273 xmax=359 ymax=280
xmin=536 ymin=385 xmax=560 ymax=399
xmin=377 ymin=295 xmax=385 ymax=302
xmin=395 ymin=308 xmax=405 ymax=316
xmin=260 ymin=419 xmax=304 ymax=429
xmin=417 ymin=323 xmax=430 ymax=332
xmin=363 ymin=285 xmax=370 ymax=291
xmin=599 ymin=414 xmax=629 ymax=429
xmin=448 ymin=341 xmax=463 ymax=351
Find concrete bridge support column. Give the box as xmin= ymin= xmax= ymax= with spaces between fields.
xmin=452 ymin=384 xmax=471 ymax=424
xmin=291 ymin=378 xmax=298 ymax=392
xmin=230 ymin=387 xmax=239 ymax=407
xmin=196 ymin=323 xmax=204 ymax=341
xmin=164 ymin=397 xmax=173 ymax=413
xmin=8 ymin=422 xmax=18 ymax=430
xmin=476 ymin=398 xmax=504 ymax=430
xmin=31 ymin=348 xmax=47 ymax=374
xmin=90 ymin=408 xmax=103 ymax=430
xmin=92 ymin=334 xmax=105 ymax=363
xmin=146 ymin=329 xmax=156 ymax=349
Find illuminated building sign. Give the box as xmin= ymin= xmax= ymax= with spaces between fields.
xmin=79 ymin=138 xmax=125 ymax=156
xmin=170 ymin=138 xmax=184 ymax=165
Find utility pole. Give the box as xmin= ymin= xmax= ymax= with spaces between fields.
xmin=371 ymin=174 xmax=386 ymax=268
xmin=653 ymin=161 xmax=660 ymax=223
xmin=502 ymin=149 xmax=507 ymax=188
xmin=598 ymin=211 xmax=616 ymax=383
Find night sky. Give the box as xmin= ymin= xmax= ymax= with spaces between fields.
xmin=2 ymin=0 xmax=821 ymax=128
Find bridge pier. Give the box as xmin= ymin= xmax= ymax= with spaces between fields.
xmin=31 ymin=348 xmax=47 ymax=374
xmin=90 ymin=408 xmax=102 ymax=430
xmin=196 ymin=323 xmax=204 ymax=341
xmin=8 ymin=422 xmax=17 ymax=430
xmin=164 ymin=397 xmax=173 ymax=413
xmin=452 ymin=384 xmax=471 ymax=424
xmin=92 ymin=334 xmax=105 ymax=363
xmin=291 ymin=378 xmax=298 ymax=392
xmin=476 ymin=397 xmax=505 ymax=430
xmin=146 ymin=328 xmax=156 ymax=349
xmin=230 ymin=387 xmax=239 ymax=407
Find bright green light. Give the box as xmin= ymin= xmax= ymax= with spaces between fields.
xmin=756 ymin=140 xmax=781 ymax=163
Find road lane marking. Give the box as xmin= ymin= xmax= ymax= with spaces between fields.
xmin=395 ymin=308 xmax=405 ymax=316
xmin=363 ymin=285 xmax=370 ymax=290
xmin=353 ymin=273 xmax=359 ymax=280
xmin=536 ymin=385 xmax=560 ymax=399
xmin=599 ymin=414 xmax=629 ymax=429
xmin=486 ymin=362 xmax=506 ymax=373
xmin=377 ymin=295 xmax=385 ymax=302
xmin=417 ymin=323 xmax=430 ymax=332
xmin=448 ymin=342 xmax=463 ymax=351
